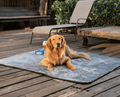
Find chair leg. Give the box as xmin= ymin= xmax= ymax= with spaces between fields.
xmin=48 ymin=30 xmax=52 ymax=37
xmin=74 ymin=28 xmax=77 ymax=41
xmin=56 ymin=29 xmax=58 ymax=34
xmin=82 ymin=36 xmax=88 ymax=46
xmin=74 ymin=33 xmax=77 ymax=41
xmin=48 ymin=29 xmax=58 ymax=38
xmin=30 ymin=32 xmax=34 ymax=44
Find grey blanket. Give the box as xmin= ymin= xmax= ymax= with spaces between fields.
xmin=0 ymin=50 xmax=120 ymax=83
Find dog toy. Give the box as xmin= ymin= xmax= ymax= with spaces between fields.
xmin=35 ymin=41 xmax=47 ymax=55
xmin=35 ymin=49 xmax=44 ymax=54
xmin=43 ymin=41 xmax=47 ymax=46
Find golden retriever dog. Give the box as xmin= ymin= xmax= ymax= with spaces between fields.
xmin=40 ymin=35 xmax=90 ymax=71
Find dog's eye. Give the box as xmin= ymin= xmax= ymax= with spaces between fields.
xmin=59 ymin=38 xmax=60 ymax=40
xmin=53 ymin=39 xmax=54 ymax=40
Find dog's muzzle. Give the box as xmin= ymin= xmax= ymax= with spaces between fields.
xmin=57 ymin=43 xmax=61 ymax=47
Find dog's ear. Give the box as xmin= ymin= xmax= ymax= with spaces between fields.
xmin=46 ymin=37 xmax=53 ymax=50
xmin=61 ymin=36 xmax=66 ymax=46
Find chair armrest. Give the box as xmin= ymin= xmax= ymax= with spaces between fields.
xmin=76 ymin=18 xmax=87 ymax=28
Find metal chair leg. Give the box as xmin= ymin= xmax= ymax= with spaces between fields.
xmin=82 ymin=36 xmax=88 ymax=46
xmin=48 ymin=30 xmax=52 ymax=38
xmin=74 ymin=33 xmax=77 ymax=41
xmin=74 ymin=28 xmax=77 ymax=41
xmin=56 ymin=29 xmax=58 ymax=34
xmin=30 ymin=32 xmax=34 ymax=44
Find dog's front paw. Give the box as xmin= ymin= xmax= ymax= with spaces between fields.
xmin=70 ymin=65 xmax=76 ymax=70
xmin=42 ymin=41 xmax=47 ymax=46
xmin=47 ymin=64 xmax=53 ymax=71
xmin=47 ymin=67 xmax=53 ymax=71
xmin=67 ymin=64 xmax=76 ymax=70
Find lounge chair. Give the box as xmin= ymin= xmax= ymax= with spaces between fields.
xmin=30 ymin=0 xmax=94 ymax=44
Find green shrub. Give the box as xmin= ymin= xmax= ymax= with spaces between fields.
xmin=51 ymin=0 xmax=120 ymax=26
xmin=51 ymin=0 xmax=79 ymax=24
xmin=88 ymin=0 xmax=120 ymax=26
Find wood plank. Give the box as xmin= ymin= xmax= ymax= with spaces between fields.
xmin=0 ymin=38 xmax=30 ymax=46
xmin=87 ymin=42 xmax=116 ymax=55
xmin=96 ymin=85 xmax=120 ymax=97
xmin=0 ymin=70 xmax=31 ymax=82
xmin=88 ymin=43 xmax=120 ymax=57
xmin=0 ymin=73 xmax=41 ymax=88
xmin=71 ymin=38 xmax=109 ymax=55
xmin=89 ymin=43 xmax=119 ymax=51
xmin=100 ymin=44 xmax=120 ymax=53
xmin=0 ymin=69 xmax=21 ymax=76
xmin=0 ymin=7 xmax=37 ymax=12
xmin=47 ymin=87 xmax=81 ymax=97
xmin=0 ymin=39 xmax=44 ymax=50
xmin=0 ymin=46 xmax=42 ymax=59
xmin=0 ymin=43 xmax=35 ymax=52
xmin=3 ymin=80 xmax=58 ymax=97
xmin=0 ymin=32 xmax=47 ymax=49
xmin=0 ymin=34 xmax=47 ymax=46
xmin=0 ymin=7 xmax=41 ymax=17
xmin=0 ymin=34 xmax=47 ymax=59
xmin=102 ymin=50 xmax=120 ymax=57
xmin=0 ymin=18 xmax=50 ymax=22
xmin=0 ymin=29 xmax=32 ymax=35
xmin=87 ymin=38 xmax=109 ymax=47
xmin=0 ymin=65 xmax=5 ymax=68
xmin=112 ymin=54 xmax=120 ymax=58
xmin=25 ymin=81 xmax=75 ymax=97
xmin=0 ymin=34 xmax=44 ymax=48
xmin=0 ymin=66 xmax=12 ymax=72
xmin=70 ymin=76 xmax=120 ymax=97
xmin=0 ymin=15 xmax=50 ymax=19
xmin=0 ymin=36 xmax=33 ymax=47
xmin=0 ymin=76 xmax=51 ymax=96
xmin=58 ymin=91 xmax=79 ymax=97
xmin=73 ymin=68 xmax=120 ymax=90
xmin=78 ymin=26 xmax=120 ymax=41
xmin=77 ymin=47 xmax=103 ymax=55
xmin=0 ymin=38 xmax=41 ymax=48
xmin=0 ymin=13 xmax=37 ymax=17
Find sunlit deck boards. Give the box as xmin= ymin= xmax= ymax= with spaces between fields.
xmin=78 ymin=26 xmax=120 ymax=41
xmin=0 ymin=29 xmax=120 ymax=97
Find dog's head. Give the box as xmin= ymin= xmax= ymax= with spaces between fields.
xmin=46 ymin=35 xmax=66 ymax=50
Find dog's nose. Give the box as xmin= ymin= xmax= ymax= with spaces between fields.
xmin=57 ymin=43 xmax=60 ymax=47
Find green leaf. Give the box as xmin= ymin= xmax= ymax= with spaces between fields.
xmin=114 ymin=3 xmax=118 ymax=6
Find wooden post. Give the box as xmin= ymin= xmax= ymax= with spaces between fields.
xmin=39 ymin=0 xmax=48 ymax=16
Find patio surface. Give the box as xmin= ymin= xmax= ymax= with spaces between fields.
xmin=0 ymin=29 xmax=120 ymax=97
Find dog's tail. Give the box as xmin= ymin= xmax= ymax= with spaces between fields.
xmin=65 ymin=45 xmax=90 ymax=60
xmin=78 ymin=53 xmax=91 ymax=60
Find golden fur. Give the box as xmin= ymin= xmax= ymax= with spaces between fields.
xmin=40 ymin=35 xmax=90 ymax=71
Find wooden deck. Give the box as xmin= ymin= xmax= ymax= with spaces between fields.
xmin=78 ymin=26 xmax=120 ymax=41
xmin=0 ymin=29 xmax=120 ymax=97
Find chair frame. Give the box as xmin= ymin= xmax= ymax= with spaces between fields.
xmin=30 ymin=0 xmax=94 ymax=44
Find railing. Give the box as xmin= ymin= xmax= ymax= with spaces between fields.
xmin=0 ymin=0 xmax=34 ymax=7
xmin=0 ymin=0 xmax=18 ymax=7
